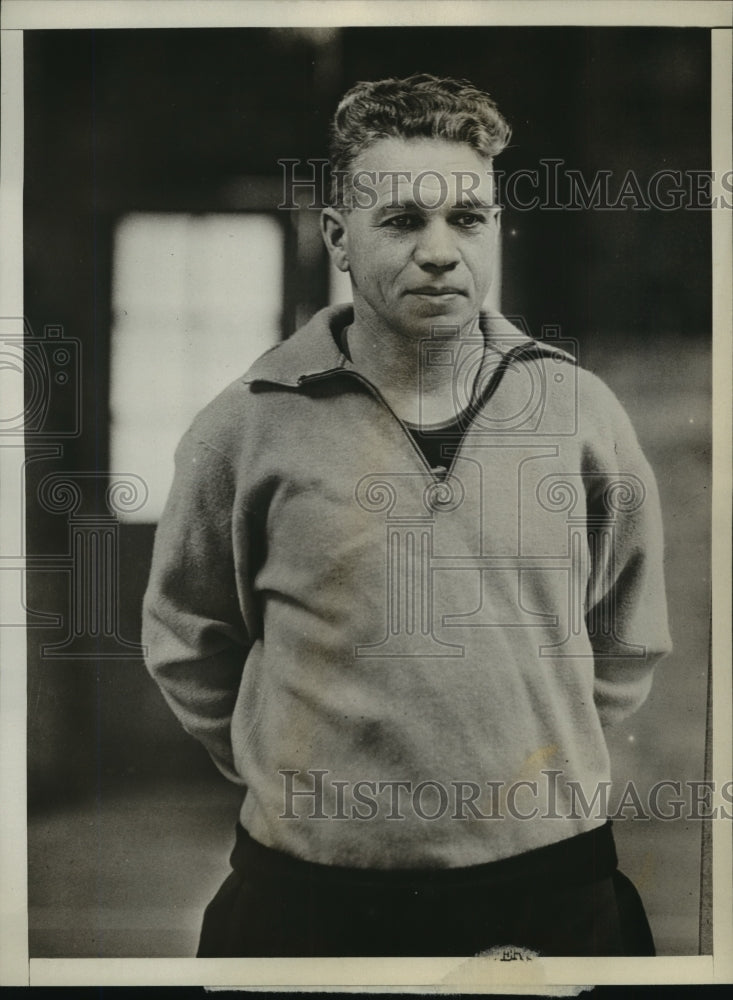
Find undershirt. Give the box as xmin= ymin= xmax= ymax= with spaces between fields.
xmin=403 ymin=416 xmax=468 ymax=478
xmin=338 ymin=323 xmax=475 ymax=478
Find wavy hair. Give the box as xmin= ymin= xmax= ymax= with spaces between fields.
xmin=329 ymin=73 xmax=511 ymax=206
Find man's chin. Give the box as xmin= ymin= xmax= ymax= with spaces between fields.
xmin=405 ymin=304 xmax=477 ymax=339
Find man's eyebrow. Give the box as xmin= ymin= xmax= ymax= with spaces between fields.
xmin=373 ymin=198 xmax=499 ymax=214
xmin=452 ymin=199 xmax=499 ymax=210
xmin=373 ymin=198 xmax=423 ymax=215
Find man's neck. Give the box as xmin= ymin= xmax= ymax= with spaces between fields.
xmin=346 ymin=310 xmax=482 ymax=427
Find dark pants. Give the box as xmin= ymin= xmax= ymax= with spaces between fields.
xmin=197 ymin=822 xmax=655 ymax=958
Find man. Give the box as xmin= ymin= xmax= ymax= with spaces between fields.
xmin=143 ymin=74 xmax=671 ymax=957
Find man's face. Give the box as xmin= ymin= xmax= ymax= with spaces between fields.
xmin=326 ymin=137 xmax=500 ymax=342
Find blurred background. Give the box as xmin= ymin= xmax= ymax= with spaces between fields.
xmin=24 ymin=27 xmax=711 ymax=956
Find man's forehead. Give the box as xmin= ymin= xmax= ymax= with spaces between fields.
xmin=349 ymin=137 xmax=496 ymax=207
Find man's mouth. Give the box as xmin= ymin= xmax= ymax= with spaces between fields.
xmin=408 ymin=287 xmax=465 ymax=296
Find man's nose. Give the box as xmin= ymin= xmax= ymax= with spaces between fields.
xmin=413 ymin=219 xmax=460 ymax=270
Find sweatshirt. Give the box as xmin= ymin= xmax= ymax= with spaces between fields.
xmin=142 ymin=304 xmax=672 ymax=869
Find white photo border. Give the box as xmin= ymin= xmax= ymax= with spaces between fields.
xmin=1 ymin=0 xmax=731 ymax=990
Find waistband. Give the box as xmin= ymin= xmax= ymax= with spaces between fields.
xmin=230 ymin=821 xmax=618 ymax=890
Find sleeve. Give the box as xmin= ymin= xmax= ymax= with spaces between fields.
xmin=582 ymin=379 xmax=673 ymax=728
xmin=142 ymin=430 xmax=251 ymax=783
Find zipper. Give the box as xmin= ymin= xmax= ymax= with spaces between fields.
xmin=298 ymin=351 xmax=531 ymax=484
xmin=299 ymin=368 xmax=442 ymax=481
xmin=296 ymin=347 xmax=538 ymax=484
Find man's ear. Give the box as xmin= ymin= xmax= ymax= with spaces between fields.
xmin=321 ymin=207 xmax=350 ymax=273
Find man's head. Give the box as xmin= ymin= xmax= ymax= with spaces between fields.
xmin=321 ymin=74 xmax=511 ymax=343
xmin=328 ymin=73 xmax=511 ymax=208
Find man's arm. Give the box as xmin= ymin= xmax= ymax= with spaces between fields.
xmin=581 ymin=377 xmax=673 ymax=727
xmin=142 ymin=430 xmax=250 ymax=783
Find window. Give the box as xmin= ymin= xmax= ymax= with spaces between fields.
xmin=110 ymin=213 xmax=284 ymax=522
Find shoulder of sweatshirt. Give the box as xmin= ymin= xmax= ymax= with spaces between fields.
xmin=570 ymin=365 xmax=657 ymax=486
xmin=574 ymin=365 xmax=644 ymax=441
xmin=179 ymin=373 xmax=269 ymax=466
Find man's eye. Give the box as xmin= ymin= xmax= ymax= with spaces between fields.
xmin=384 ymin=215 xmax=419 ymax=229
xmin=453 ymin=213 xmax=485 ymax=227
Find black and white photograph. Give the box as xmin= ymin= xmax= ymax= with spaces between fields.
xmin=1 ymin=0 xmax=731 ymax=990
